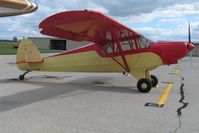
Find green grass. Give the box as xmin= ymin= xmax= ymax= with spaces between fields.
xmin=0 ymin=42 xmax=18 ymax=46
xmin=0 ymin=45 xmax=17 ymax=55
xmin=0 ymin=45 xmax=63 ymax=55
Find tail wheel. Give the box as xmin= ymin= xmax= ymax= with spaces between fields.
xmin=19 ymin=70 xmax=30 ymax=80
xmin=151 ymin=75 xmax=158 ymax=87
xmin=19 ymin=75 xmax=25 ymax=80
xmin=137 ymin=78 xmax=152 ymax=93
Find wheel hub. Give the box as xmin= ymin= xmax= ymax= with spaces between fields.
xmin=141 ymin=83 xmax=147 ymax=89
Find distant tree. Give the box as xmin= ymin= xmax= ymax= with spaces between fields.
xmin=13 ymin=36 xmax=18 ymax=42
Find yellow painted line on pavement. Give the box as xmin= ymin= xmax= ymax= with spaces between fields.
xmin=145 ymin=83 xmax=174 ymax=108
xmin=175 ymin=68 xmax=179 ymax=75
xmin=157 ymin=83 xmax=174 ymax=106
xmin=146 ymin=66 xmax=177 ymax=108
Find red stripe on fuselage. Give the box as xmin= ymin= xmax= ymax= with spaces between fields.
xmin=16 ymin=60 xmax=43 ymax=64
xmin=45 ymin=43 xmax=162 ymax=59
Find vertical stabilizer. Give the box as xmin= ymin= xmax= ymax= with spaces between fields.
xmin=16 ymin=39 xmax=43 ymax=71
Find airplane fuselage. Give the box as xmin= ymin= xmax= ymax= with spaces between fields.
xmin=17 ymin=41 xmax=193 ymax=79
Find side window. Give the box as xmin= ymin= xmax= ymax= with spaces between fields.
xmin=131 ymin=40 xmax=137 ymax=49
xmin=121 ymin=39 xmax=137 ymax=51
xmin=103 ymin=39 xmax=137 ymax=54
xmin=101 ymin=29 xmax=142 ymax=54
xmin=121 ymin=41 xmax=132 ymax=51
xmin=103 ymin=42 xmax=118 ymax=54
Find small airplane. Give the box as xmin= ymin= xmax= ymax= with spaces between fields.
xmin=0 ymin=0 xmax=37 ymax=17
xmin=16 ymin=10 xmax=194 ymax=93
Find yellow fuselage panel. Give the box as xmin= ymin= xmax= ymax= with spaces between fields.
xmin=17 ymin=51 xmax=163 ymax=73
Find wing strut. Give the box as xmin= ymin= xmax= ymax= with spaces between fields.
xmin=110 ymin=28 xmax=130 ymax=73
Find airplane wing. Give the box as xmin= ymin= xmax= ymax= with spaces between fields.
xmin=39 ymin=10 xmax=141 ymax=46
xmin=0 ymin=0 xmax=37 ymax=17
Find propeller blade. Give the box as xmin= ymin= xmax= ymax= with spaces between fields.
xmin=188 ymin=22 xmax=193 ymax=68
xmin=188 ymin=22 xmax=191 ymax=43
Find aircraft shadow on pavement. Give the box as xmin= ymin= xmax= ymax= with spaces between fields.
xmin=0 ymin=75 xmax=138 ymax=113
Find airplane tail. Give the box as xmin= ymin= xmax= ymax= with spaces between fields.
xmin=16 ymin=39 xmax=43 ymax=71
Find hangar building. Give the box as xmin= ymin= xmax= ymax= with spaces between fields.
xmin=28 ymin=37 xmax=90 ymax=51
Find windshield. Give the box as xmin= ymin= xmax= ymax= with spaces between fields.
xmin=138 ymin=35 xmax=154 ymax=48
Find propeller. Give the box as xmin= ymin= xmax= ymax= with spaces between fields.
xmin=187 ymin=22 xmax=195 ymax=51
xmin=188 ymin=22 xmax=193 ymax=67
xmin=188 ymin=22 xmax=191 ymax=43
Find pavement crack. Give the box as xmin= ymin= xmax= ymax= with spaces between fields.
xmin=177 ymin=83 xmax=189 ymax=117
xmin=172 ymin=77 xmax=189 ymax=133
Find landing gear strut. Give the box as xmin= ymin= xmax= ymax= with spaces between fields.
xmin=19 ymin=70 xmax=30 ymax=80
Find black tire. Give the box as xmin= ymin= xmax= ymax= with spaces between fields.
xmin=19 ymin=75 xmax=25 ymax=80
xmin=151 ymin=75 xmax=158 ymax=87
xmin=137 ymin=78 xmax=152 ymax=93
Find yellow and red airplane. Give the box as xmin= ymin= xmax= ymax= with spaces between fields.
xmin=16 ymin=10 xmax=194 ymax=93
xmin=0 ymin=0 xmax=37 ymax=17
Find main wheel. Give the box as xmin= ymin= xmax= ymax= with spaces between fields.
xmin=137 ymin=78 xmax=152 ymax=93
xmin=151 ymin=75 xmax=158 ymax=87
xmin=19 ymin=75 xmax=25 ymax=80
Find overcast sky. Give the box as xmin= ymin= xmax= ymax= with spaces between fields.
xmin=0 ymin=0 xmax=199 ymax=42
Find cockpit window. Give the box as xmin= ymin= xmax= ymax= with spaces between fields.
xmin=103 ymin=42 xmax=117 ymax=54
xmin=121 ymin=40 xmax=136 ymax=51
xmin=102 ymin=34 xmax=154 ymax=55
xmin=138 ymin=35 xmax=154 ymax=48
xmin=102 ymin=39 xmax=137 ymax=54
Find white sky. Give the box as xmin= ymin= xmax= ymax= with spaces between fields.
xmin=0 ymin=0 xmax=199 ymax=42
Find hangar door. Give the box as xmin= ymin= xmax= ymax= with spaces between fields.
xmin=50 ymin=40 xmax=66 ymax=50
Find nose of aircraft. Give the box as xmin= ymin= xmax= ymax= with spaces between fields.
xmin=154 ymin=41 xmax=195 ymax=65
xmin=186 ymin=43 xmax=195 ymax=51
